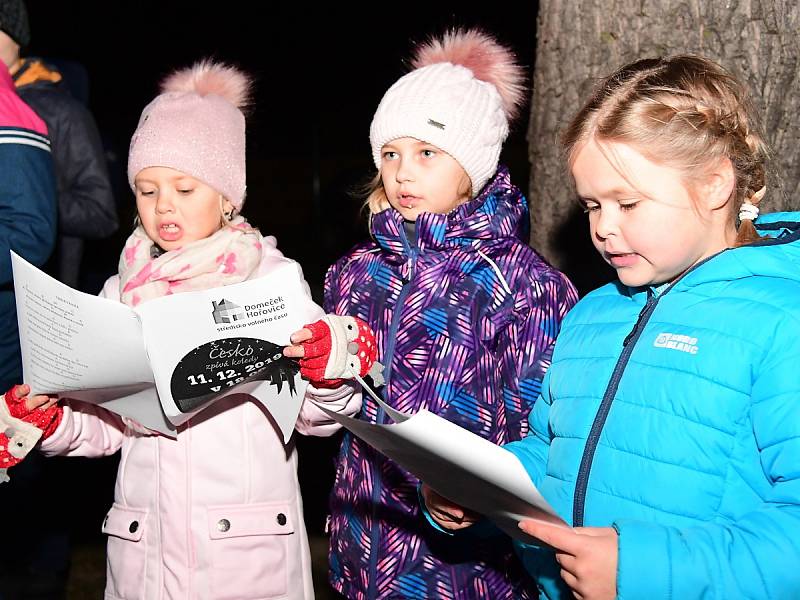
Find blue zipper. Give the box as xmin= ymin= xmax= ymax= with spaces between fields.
xmin=572 ymin=288 xmax=658 ymax=527
xmin=570 ymin=251 xmax=729 ymax=527
xmin=366 ymin=232 xmax=417 ymax=599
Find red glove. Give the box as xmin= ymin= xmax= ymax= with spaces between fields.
xmin=298 ymin=315 xmax=382 ymax=388
xmin=1 ymin=386 xmax=62 ymax=483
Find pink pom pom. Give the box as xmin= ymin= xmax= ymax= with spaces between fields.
xmin=411 ymin=28 xmax=526 ymax=122
xmin=161 ymin=59 xmax=252 ymax=111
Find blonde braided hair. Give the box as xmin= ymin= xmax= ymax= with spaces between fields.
xmin=563 ymin=55 xmax=769 ymax=247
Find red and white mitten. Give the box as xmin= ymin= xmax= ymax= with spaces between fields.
xmin=298 ymin=315 xmax=384 ymax=388
xmin=0 ymin=386 xmax=62 ymax=484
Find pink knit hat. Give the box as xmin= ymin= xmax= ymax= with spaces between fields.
xmin=127 ymin=60 xmax=252 ymax=210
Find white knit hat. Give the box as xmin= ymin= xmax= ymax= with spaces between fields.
xmin=370 ymin=29 xmax=525 ymax=197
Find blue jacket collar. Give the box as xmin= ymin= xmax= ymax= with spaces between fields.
xmin=623 ymin=212 xmax=800 ymax=299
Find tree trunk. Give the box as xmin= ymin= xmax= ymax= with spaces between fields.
xmin=528 ymin=0 xmax=800 ymax=293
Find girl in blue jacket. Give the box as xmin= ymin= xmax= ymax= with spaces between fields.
xmin=424 ymin=54 xmax=800 ymax=599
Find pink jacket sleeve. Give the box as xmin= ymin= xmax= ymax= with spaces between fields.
xmin=297 ymin=382 xmax=361 ymax=437
xmin=39 ymin=401 xmax=126 ymax=457
xmin=39 ymin=275 xmax=127 ymax=457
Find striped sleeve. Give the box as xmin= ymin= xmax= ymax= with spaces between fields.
xmin=0 ymin=125 xmax=57 ymax=284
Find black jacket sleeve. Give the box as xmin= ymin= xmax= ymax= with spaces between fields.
xmin=21 ymin=87 xmax=118 ymax=240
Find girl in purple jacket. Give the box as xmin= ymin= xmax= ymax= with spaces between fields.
xmin=300 ymin=29 xmax=577 ymax=599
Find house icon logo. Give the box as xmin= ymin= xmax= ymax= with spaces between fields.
xmin=212 ymin=299 xmax=245 ymax=324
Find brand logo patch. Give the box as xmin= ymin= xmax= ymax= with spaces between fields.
xmin=653 ymin=332 xmax=698 ymax=355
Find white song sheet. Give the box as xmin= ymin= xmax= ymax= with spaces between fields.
xmin=12 ymin=252 xmax=310 ymax=441
xmin=314 ymin=380 xmax=568 ymax=544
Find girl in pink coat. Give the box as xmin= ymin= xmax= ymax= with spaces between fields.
xmin=2 ymin=60 xmax=367 ymax=600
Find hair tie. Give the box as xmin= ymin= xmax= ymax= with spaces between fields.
xmin=739 ymin=200 xmax=760 ymax=222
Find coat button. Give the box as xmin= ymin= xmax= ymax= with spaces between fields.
xmin=217 ymin=518 xmax=231 ymax=532
xmin=129 ymin=521 xmax=139 ymax=533
xmin=276 ymin=513 xmax=287 ymax=526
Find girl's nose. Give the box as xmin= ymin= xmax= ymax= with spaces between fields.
xmin=395 ymin=158 xmax=414 ymax=183
xmin=593 ymin=208 xmax=617 ymax=239
xmin=155 ymin=193 xmax=175 ymax=214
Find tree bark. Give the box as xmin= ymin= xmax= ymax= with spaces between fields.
xmin=529 ymin=0 xmax=800 ymax=292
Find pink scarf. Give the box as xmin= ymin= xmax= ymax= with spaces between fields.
xmin=118 ymin=217 xmax=263 ymax=307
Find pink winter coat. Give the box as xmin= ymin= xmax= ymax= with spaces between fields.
xmin=41 ymin=237 xmax=361 ymax=600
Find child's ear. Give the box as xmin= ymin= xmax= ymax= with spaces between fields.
xmin=220 ymin=196 xmax=235 ymax=221
xmin=699 ymin=157 xmax=736 ymax=211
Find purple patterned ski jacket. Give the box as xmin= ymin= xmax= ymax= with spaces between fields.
xmin=324 ymin=166 xmax=578 ymax=599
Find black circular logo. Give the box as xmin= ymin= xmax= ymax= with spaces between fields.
xmin=170 ymin=338 xmax=300 ymax=413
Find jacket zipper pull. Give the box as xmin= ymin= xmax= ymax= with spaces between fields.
xmin=623 ymin=290 xmax=656 ymax=347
